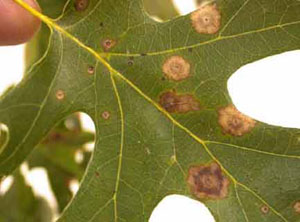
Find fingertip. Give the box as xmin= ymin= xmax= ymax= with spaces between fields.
xmin=0 ymin=0 xmax=41 ymax=46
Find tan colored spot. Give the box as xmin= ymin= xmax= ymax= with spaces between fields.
xmin=102 ymin=111 xmax=110 ymax=120
xmin=75 ymin=0 xmax=89 ymax=12
xmin=187 ymin=162 xmax=230 ymax=200
xmin=260 ymin=205 xmax=269 ymax=214
xmin=159 ymin=91 xmax=200 ymax=113
xmin=56 ymin=90 xmax=65 ymax=100
xmin=218 ymin=105 xmax=256 ymax=137
xmin=191 ymin=4 xmax=221 ymax=34
xmin=87 ymin=66 xmax=95 ymax=74
xmin=162 ymin=56 xmax=190 ymax=81
xmin=101 ymin=39 xmax=116 ymax=52
xmin=294 ymin=201 xmax=300 ymax=214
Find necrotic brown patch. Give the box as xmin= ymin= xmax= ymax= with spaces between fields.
xmin=294 ymin=201 xmax=300 ymax=214
xmin=191 ymin=4 xmax=221 ymax=34
xmin=162 ymin=56 xmax=191 ymax=81
xmin=101 ymin=39 xmax=116 ymax=52
xmin=218 ymin=105 xmax=256 ymax=137
xmin=75 ymin=0 xmax=89 ymax=12
xmin=159 ymin=91 xmax=200 ymax=113
xmin=187 ymin=162 xmax=230 ymax=200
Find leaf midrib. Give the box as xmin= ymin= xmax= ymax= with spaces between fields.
xmin=14 ymin=0 xmax=292 ymax=221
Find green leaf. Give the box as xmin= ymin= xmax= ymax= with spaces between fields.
xmin=27 ymin=114 xmax=94 ymax=211
xmin=0 ymin=170 xmax=53 ymax=222
xmin=143 ymin=0 xmax=179 ymax=21
xmin=1 ymin=0 xmax=300 ymax=221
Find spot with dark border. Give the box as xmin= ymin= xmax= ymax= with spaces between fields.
xmin=128 ymin=57 xmax=134 ymax=66
xmin=74 ymin=0 xmax=89 ymax=12
xmin=191 ymin=3 xmax=221 ymax=34
xmin=56 ymin=90 xmax=65 ymax=101
xmin=102 ymin=111 xmax=110 ymax=120
xmin=87 ymin=65 xmax=95 ymax=74
xmin=162 ymin=55 xmax=191 ymax=81
xmin=187 ymin=162 xmax=230 ymax=200
xmin=218 ymin=105 xmax=256 ymax=137
xmin=101 ymin=39 xmax=116 ymax=52
xmin=260 ymin=205 xmax=269 ymax=214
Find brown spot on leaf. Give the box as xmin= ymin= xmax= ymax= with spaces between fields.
xmin=159 ymin=91 xmax=200 ymax=113
xmin=128 ymin=57 xmax=134 ymax=66
xmin=191 ymin=4 xmax=221 ymax=34
xmin=87 ymin=65 xmax=95 ymax=74
xmin=162 ymin=56 xmax=191 ymax=81
xmin=187 ymin=162 xmax=230 ymax=200
xmin=101 ymin=39 xmax=116 ymax=52
xmin=74 ymin=0 xmax=89 ymax=12
xmin=102 ymin=111 xmax=110 ymax=120
xmin=218 ymin=105 xmax=256 ymax=136
xmin=294 ymin=201 xmax=300 ymax=214
xmin=261 ymin=205 xmax=269 ymax=214
xmin=56 ymin=90 xmax=65 ymax=100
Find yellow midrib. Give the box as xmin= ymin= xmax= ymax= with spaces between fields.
xmin=13 ymin=1 xmax=288 ymax=221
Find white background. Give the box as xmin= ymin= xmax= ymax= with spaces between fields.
xmin=1 ymin=0 xmax=300 ymax=221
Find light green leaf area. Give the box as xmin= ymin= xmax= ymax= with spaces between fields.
xmin=1 ymin=0 xmax=300 ymax=221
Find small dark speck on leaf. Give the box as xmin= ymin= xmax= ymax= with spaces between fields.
xmin=87 ymin=65 xmax=95 ymax=74
xmin=75 ymin=0 xmax=89 ymax=12
xmin=56 ymin=90 xmax=65 ymax=100
xmin=101 ymin=39 xmax=116 ymax=52
xmin=260 ymin=205 xmax=269 ymax=214
xmin=102 ymin=111 xmax=110 ymax=120
xmin=128 ymin=57 xmax=134 ymax=66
